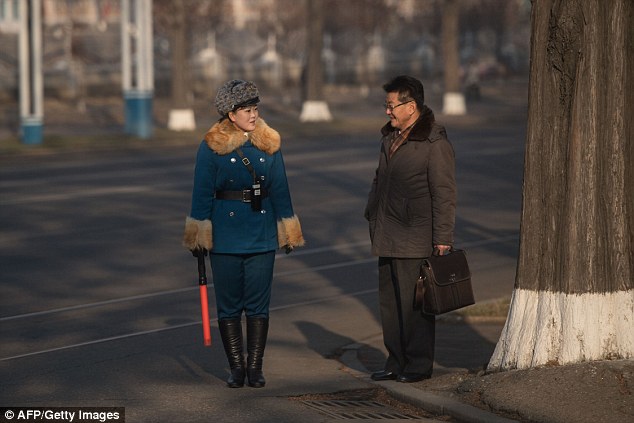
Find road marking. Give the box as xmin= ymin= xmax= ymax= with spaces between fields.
xmin=0 ymin=185 xmax=180 ymax=205
xmin=0 ymin=236 xmax=517 ymax=322
xmin=0 ymin=288 xmax=378 ymax=362
xmin=0 ymin=286 xmax=197 ymax=322
xmin=0 ymin=257 xmax=376 ymax=323
xmin=0 ymin=235 xmax=518 ymax=362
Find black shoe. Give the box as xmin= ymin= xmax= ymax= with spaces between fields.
xmin=247 ymin=368 xmax=266 ymax=388
xmin=396 ymin=372 xmax=430 ymax=383
xmin=246 ymin=317 xmax=269 ymax=388
xmin=227 ymin=367 xmax=245 ymax=388
xmin=370 ymin=370 xmax=398 ymax=381
xmin=219 ymin=318 xmax=246 ymax=388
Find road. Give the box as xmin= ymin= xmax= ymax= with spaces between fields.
xmin=0 ymin=84 xmax=526 ymax=422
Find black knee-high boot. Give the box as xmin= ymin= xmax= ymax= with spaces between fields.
xmin=246 ymin=317 xmax=269 ymax=388
xmin=218 ymin=318 xmax=245 ymax=388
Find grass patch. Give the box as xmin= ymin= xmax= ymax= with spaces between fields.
xmin=0 ymin=127 xmax=198 ymax=157
xmin=442 ymin=297 xmax=510 ymax=322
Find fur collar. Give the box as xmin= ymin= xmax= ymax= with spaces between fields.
xmin=204 ymin=117 xmax=281 ymax=155
xmin=381 ymin=105 xmax=435 ymax=141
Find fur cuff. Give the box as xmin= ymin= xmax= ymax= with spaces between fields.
xmin=277 ymin=215 xmax=305 ymax=249
xmin=182 ymin=217 xmax=212 ymax=250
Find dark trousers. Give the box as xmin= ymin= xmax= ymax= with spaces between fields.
xmin=378 ymin=257 xmax=435 ymax=375
xmin=210 ymin=251 xmax=275 ymax=320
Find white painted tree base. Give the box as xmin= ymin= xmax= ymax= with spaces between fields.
xmin=299 ymin=101 xmax=332 ymax=122
xmin=488 ymin=288 xmax=634 ymax=371
xmin=168 ymin=108 xmax=196 ymax=131
xmin=442 ymin=92 xmax=466 ymax=115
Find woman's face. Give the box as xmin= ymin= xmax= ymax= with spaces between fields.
xmin=229 ymin=106 xmax=258 ymax=132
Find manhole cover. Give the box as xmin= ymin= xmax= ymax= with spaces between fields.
xmin=290 ymin=388 xmax=447 ymax=420
xmin=301 ymin=399 xmax=421 ymax=419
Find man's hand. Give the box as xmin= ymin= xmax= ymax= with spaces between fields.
xmin=433 ymin=245 xmax=452 ymax=256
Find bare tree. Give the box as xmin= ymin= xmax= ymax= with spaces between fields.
xmin=304 ymin=0 xmax=324 ymax=102
xmin=300 ymin=0 xmax=332 ymax=122
xmin=488 ymin=0 xmax=633 ymax=371
xmin=442 ymin=0 xmax=465 ymax=115
xmin=155 ymin=0 xmax=195 ymax=131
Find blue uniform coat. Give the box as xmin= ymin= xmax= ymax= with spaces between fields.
xmin=183 ymin=118 xmax=304 ymax=254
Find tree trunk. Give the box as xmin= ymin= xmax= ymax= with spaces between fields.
xmin=305 ymin=0 xmax=323 ymax=102
xmin=442 ymin=0 xmax=466 ymax=115
xmin=300 ymin=0 xmax=331 ymax=122
xmin=153 ymin=0 xmax=195 ymax=131
xmin=170 ymin=0 xmax=188 ymax=109
xmin=167 ymin=0 xmax=195 ymax=131
xmin=489 ymin=0 xmax=633 ymax=371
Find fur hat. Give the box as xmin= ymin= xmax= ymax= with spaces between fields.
xmin=214 ymin=80 xmax=260 ymax=116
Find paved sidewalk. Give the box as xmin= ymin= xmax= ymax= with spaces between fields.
xmin=341 ymin=318 xmax=634 ymax=423
xmin=340 ymin=318 xmax=518 ymax=422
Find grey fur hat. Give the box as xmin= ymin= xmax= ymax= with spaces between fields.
xmin=214 ymin=79 xmax=260 ymax=116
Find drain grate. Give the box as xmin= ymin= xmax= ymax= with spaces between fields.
xmin=301 ymin=399 xmax=421 ymax=419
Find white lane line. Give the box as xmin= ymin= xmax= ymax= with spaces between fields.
xmin=0 ymin=235 xmax=517 ymax=322
xmin=0 ymin=235 xmax=519 ymax=362
xmin=0 ymin=289 xmax=378 ymax=362
xmin=0 ymin=255 xmax=374 ymax=322
xmin=0 ymin=184 xmax=184 ymax=205
xmin=0 ymin=286 xmax=197 ymax=322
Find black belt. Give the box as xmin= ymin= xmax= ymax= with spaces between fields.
xmin=215 ymin=189 xmax=268 ymax=203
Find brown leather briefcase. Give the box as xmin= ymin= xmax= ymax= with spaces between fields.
xmin=415 ymin=249 xmax=474 ymax=315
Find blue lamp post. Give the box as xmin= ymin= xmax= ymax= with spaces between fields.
xmin=122 ymin=0 xmax=153 ymax=139
xmin=18 ymin=0 xmax=43 ymax=145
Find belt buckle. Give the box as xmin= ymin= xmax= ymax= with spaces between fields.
xmin=242 ymin=189 xmax=251 ymax=203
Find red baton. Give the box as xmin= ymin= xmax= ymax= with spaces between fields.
xmin=197 ymin=254 xmax=212 ymax=346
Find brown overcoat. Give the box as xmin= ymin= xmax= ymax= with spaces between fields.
xmin=365 ymin=106 xmax=456 ymax=258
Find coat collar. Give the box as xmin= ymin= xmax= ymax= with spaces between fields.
xmin=204 ymin=117 xmax=281 ymax=155
xmin=380 ymin=105 xmax=435 ymax=141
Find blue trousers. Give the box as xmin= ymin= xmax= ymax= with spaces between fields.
xmin=210 ymin=251 xmax=275 ymax=320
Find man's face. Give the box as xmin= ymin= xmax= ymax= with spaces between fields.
xmin=384 ymin=92 xmax=415 ymax=130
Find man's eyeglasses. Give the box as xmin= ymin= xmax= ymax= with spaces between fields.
xmin=383 ymin=100 xmax=414 ymax=112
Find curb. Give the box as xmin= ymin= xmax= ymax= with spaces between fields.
xmin=380 ymin=381 xmax=519 ymax=423
xmin=339 ymin=348 xmax=519 ymax=423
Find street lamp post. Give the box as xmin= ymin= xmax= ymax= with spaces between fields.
xmin=122 ymin=0 xmax=153 ymax=139
xmin=18 ymin=0 xmax=43 ymax=145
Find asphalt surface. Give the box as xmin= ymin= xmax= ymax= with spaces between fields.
xmin=1 ymin=80 xmax=528 ymax=422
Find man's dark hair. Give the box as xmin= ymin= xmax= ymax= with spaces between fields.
xmin=383 ymin=75 xmax=425 ymax=109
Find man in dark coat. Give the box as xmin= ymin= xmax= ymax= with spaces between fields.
xmin=365 ymin=75 xmax=456 ymax=383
